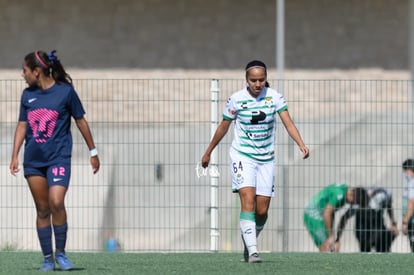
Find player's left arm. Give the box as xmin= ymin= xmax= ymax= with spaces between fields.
xmin=323 ymin=204 xmax=335 ymax=239
xmin=75 ymin=117 xmax=100 ymax=174
xmin=278 ymin=110 xmax=309 ymax=159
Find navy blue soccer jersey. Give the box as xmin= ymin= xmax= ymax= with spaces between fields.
xmin=19 ymin=82 xmax=85 ymax=167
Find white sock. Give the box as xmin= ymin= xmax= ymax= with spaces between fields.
xmin=240 ymin=219 xmax=257 ymax=256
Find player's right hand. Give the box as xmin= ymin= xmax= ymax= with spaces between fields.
xmin=320 ymin=237 xmax=334 ymax=252
xmin=300 ymin=146 xmax=310 ymax=159
xmin=9 ymin=159 xmax=20 ymax=176
xmin=390 ymin=225 xmax=399 ymax=237
xmin=333 ymin=241 xmax=340 ymax=252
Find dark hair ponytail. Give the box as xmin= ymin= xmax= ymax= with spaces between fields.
xmin=25 ymin=50 xmax=72 ymax=85
xmin=353 ymin=187 xmax=368 ymax=207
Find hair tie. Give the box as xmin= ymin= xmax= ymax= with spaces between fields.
xmin=35 ymin=51 xmax=48 ymax=68
xmin=48 ymin=50 xmax=58 ymax=64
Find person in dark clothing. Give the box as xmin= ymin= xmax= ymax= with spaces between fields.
xmin=336 ymin=187 xmax=398 ymax=252
xmin=9 ymin=50 xmax=100 ymax=271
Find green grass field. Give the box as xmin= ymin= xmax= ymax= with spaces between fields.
xmin=0 ymin=252 xmax=412 ymax=275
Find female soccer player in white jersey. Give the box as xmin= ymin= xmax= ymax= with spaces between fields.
xmin=9 ymin=50 xmax=100 ymax=271
xmin=402 ymin=158 xmax=414 ymax=252
xmin=201 ymin=60 xmax=309 ymax=263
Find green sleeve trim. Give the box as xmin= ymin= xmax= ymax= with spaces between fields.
xmin=277 ymin=105 xmax=288 ymax=114
xmin=223 ymin=115 xmax=233 ymax=121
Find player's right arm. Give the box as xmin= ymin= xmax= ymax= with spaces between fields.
xmin=403 ymin=181 xmax=414 ymax=235
xmin=336 ymin=208 xmax=354 ymax=242
xmin=9 ymin=121 xmax=26 ymax=176
xmin=201 ymin=119 xmax=232 ymax=168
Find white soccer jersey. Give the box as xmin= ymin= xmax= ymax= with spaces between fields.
xmin=403 ymin=177 xmax=414 ymax=224
xmin=223 ymin=87 xmax=287 ymax=162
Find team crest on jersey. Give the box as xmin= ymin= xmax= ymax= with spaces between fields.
xmin=28 ymin=108 xmax=59 ymax=143
xmin=265 ymin=97 xmax=273 ymax=107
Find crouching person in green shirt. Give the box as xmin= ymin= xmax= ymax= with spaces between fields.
xmin=304 ymin=183 xmax=356 ymax=252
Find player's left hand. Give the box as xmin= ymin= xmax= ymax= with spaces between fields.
xmin=300 ymin=146 xmax=310 ymax=159
xmin=90 ymin=155 xmax=100 ymax=174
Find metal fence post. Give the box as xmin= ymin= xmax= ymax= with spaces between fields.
xmin=210 ymin=79 xmax=220 ymax=252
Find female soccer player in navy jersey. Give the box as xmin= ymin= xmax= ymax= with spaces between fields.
xmin=201 ymin=60 xmax=309 ymax=263
xmin=9 ymin=50 xmax=100 ymax=271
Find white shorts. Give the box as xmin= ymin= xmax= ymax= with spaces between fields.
xmin=229 ymin=147 xmax=275 ymax=197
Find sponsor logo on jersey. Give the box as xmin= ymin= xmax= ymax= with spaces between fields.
xmin=28 ymin=98 xmax=37 ymax=103
xmin=249 ymin=132 xmax=268 ymax=139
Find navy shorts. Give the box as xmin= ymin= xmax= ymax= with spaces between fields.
xmin=24 ymin=163 xmax=71 ymax=188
